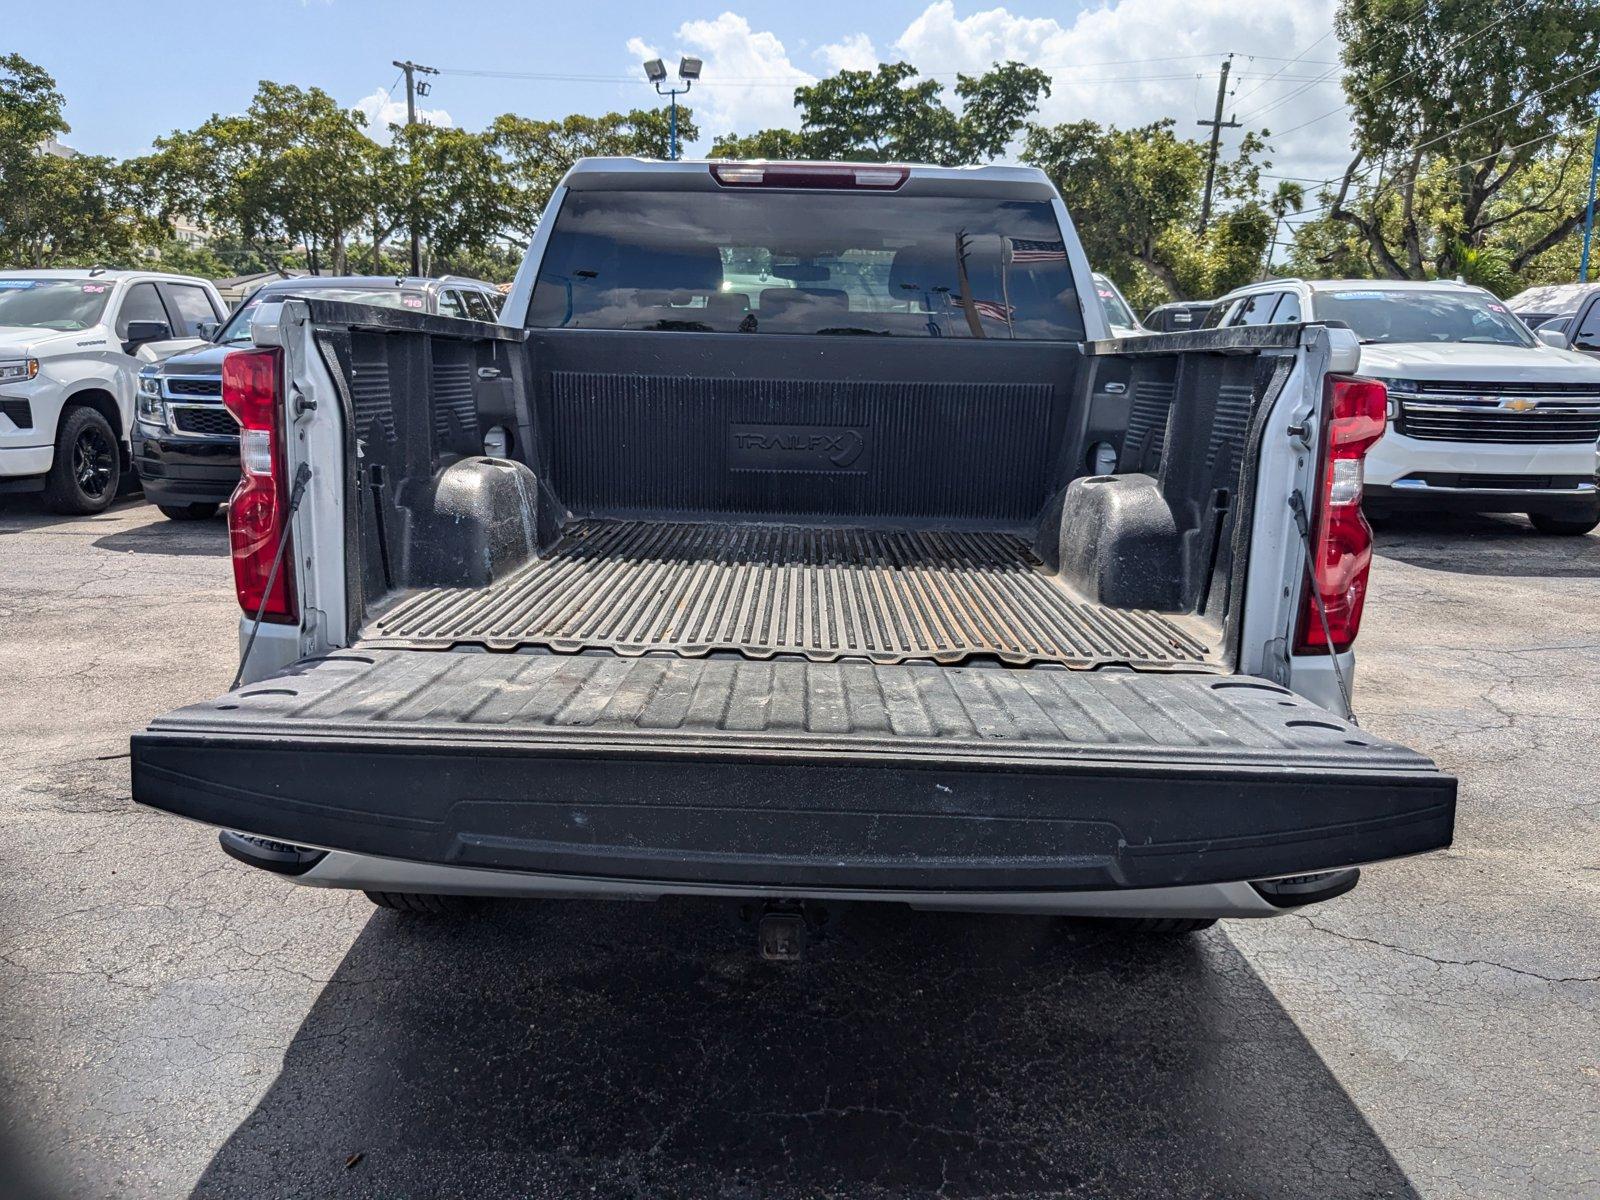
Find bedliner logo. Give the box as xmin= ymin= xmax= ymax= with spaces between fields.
xmin=729 ymin=424 xmax=869 ymax=472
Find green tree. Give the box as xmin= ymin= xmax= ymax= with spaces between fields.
xmin=0 ymin=54 xmax=156 ymax=267
xmin=709 ymin=61 xmax=1049 ymax=167
xmin=388 ymin=123 xmax=512 ymax=266
xmin=139 ymin=82 xmax=379 ymax=273
xmin=492 ymin=107 xmax=698 ymax=236
xmin=1323 ymin=0 xmax=1600 ymax=279
xmin=1022 ymin=119 xmax=1201 ymax=298
xmin=1023 ymin=120 xmax=1286 ymax=304
xmin=954 ymin=62 xmax=1053 ymax=162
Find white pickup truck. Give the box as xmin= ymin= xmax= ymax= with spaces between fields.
xmin=1207 ymin=278 xmax=1600 ymax=534
xmin=0 ymin=269 xmax=225 ymax=513
xmin=131 ymin=159 xmax=1455 ymax=943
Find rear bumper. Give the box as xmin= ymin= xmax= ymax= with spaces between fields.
xmin=292 ymin=847 xmax=1314 ymax=917
xmin=131 ymin=425 xmax=239 ymax=505
xmin=134 ymin=731 xmax=1455 ymax=893
xmin=131 ymin=652 xmax=1456 ymax=899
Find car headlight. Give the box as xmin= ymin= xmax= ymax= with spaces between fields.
xmin=137 ymin=372 xmax=162 ymax=397
xmin=0 ymin=358 xmax=39 ymax=382
xmin=137 ymin=392 xmax=167 ymax=425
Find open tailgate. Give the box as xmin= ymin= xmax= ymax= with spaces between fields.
xmin=132 ymin=651 xmax=1455 ymax=892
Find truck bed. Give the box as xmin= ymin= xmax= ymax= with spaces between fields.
xmin=362 ymin=519 xmax=1214 ymax=669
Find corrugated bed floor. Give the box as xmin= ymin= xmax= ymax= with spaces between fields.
xmin=363 ymin=520 xmax=1213 ymax=669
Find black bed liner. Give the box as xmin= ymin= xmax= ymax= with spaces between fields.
xmin=132 ymin=650 xmax=1456 ymax=892
xmin=363 ymin=520 xmax=1214 ymax=669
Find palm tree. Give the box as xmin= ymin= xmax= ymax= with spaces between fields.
xmin=1261 ymin=181 xmax=1305 ymax=280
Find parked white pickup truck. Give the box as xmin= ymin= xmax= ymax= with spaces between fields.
xmin=131 ymin=159 xmax=1455 ymax=941
xmin=1207 ymin=278 xmax=1600 ymax=534
xmin=0 ymin=269 xmax=225 ymax=513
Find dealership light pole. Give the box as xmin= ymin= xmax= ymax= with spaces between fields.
xmin=643 ymin=56 xmax=701 ymax=160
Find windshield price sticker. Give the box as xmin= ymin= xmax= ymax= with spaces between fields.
xmin=401 ymin=295 xmax=424 ymax=309
xmin=81 ymin=283 xmax=108 ymax=293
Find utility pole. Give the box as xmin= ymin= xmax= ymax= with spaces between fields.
xmin=1196 ymin=55 xmax=1240 ymax=235
xmin=1581 ymin=117 xmax=1600 ymax=284
xmin=392 ymin=59 xmax=438 ymax=276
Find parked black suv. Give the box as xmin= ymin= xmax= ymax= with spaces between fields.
xmin=133 ymin=275 xmax=503 ymax=519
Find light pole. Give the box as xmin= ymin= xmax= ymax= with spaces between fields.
xmin=643 ymin=56 xmax=701 ymax=160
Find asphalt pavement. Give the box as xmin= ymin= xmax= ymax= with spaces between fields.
xmin=1 ymin=496 xmax=1596 ymax=1199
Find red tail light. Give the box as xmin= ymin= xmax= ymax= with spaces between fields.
xmin=710 ymin=162 xmax=908 ymax=190
xmin=222 ymin=347 xmax=297 ymax=624
xmin=1295 ymin=375 xmax=1387 ymax=654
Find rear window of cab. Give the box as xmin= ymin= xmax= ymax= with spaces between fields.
xmin=528 ymin=190 xmax=1087 ymax=341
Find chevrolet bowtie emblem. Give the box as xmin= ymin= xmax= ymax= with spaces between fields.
xmin=1499 ymin=397 xmax=1538 ymax=412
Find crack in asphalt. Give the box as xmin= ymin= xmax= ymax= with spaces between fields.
xmin=1292 ymin=915 xmax=1600 ymax=985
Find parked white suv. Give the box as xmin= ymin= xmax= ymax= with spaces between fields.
xmin=1207 ymin=278 xmax=1600 ymax=534
xmin=0 ymin=269 xmax=225 ymax=513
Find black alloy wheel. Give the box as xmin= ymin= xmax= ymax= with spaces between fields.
xmin=73 ymin=424 xmax=115 ymax=500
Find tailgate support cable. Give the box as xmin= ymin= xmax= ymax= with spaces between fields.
xmin=231 ymin=462 xmax=313 ymax=692
xmin=1289 ymin=489 xmax=1357 ymax=725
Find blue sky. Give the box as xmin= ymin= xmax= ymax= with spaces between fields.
xmin=12 ymin=0 xmax=1349 ymax=185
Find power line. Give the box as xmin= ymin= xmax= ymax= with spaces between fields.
xmin=1290 ymin=54 xmax=1600 ymax=216
xmin=1229 ymin=30 xmax=1336 ymax=108
xmin=1259 ymin=0 xmax=1540 ymax=135
xmin=431 ymin=50 xmax=1344 ymax=88
xmin=1278 ymin=119 xmax=1588 ymax=226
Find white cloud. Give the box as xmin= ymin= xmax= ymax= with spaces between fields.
xmin=890 ymin=0 xmax=1350 ymax=186
xmin=353 ymin=86 xmax=453 ymax=143
xmin=627 ymin=36 xmax=662 ymax=63
xmin=816 ymin=32 xmax=879 ymax=74
xmin=624 ymin=2 xmax=1353 ymax=191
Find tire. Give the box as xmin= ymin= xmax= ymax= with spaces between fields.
xmin=43 ymin=407 xmax=121 ymax=515
xmin=157 ymin=502 xmax=219 ymax=521
xmin=1097 ymin=917 xmax=1218 ymax=935
xmin=1528 ymin=511 xmax=1599 ymax=536
xmin=364 ymin=890 xmax=468 ymax=915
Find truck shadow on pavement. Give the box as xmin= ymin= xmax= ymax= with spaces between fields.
xmin=189 ymin=899 xmax=1418 ymax=1200
xmin=1373 ymin=511 xmax=1600 ymax=577
xmin=90 ymin=515 xmax=228 ymax=557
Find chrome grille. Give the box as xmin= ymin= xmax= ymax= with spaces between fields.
xmin=1397 ymin=383 xmax=1600 ymax=444
xmin=171 ymin=404 xmax=238 ymax=437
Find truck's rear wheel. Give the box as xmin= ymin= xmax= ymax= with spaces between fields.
xmin=364 ymin=890 xmax=468 ymax=915
xmin=1528 ymin=511 xmax=1599 ymax=536
xmin=157 ymin=502 xmax=219 ymax=521
xmin=43 ymin=407 xmax=120 ymax=515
